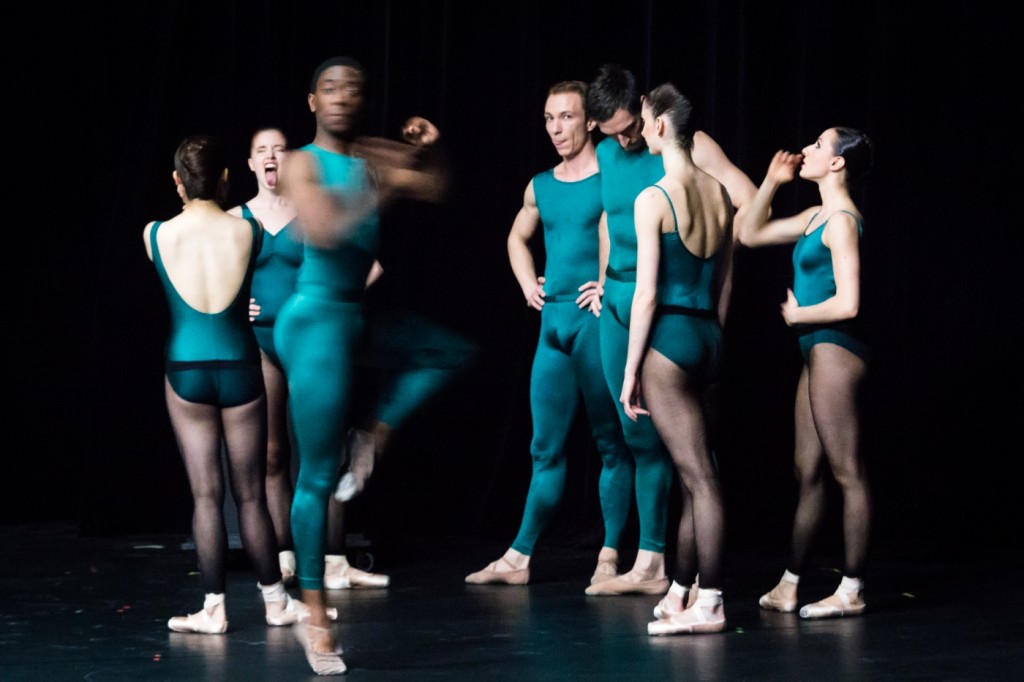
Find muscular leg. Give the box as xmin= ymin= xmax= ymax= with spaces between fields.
xmin=277 ymin=299 xmax=362 ymax=599
xmin=598 ymin=281 xmax=671 ymax=556
xmin=261 ymin=352 xmax=294 ymax=552
xmin=221 ymin=393 xmax=282 ymax=586
xmin=807 ymin=344 xmax=871 ymax=577
xmin=508 ymin=330 xmax=579 ymax=555
xmin=165 ymin=379 xmax=228 ymax=595
xmin=574 ymin=311 xmax=633 ymax=562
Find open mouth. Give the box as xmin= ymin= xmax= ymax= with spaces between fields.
xmin=264 ymin=161 xmax=278 ymax=187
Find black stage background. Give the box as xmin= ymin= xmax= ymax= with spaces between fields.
xmin=10 ymin=2 xmax=1019 ymax=564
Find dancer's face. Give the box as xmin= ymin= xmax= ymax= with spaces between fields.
xmin=248 ymin=129 xmax=288 ymax=192
xmin=597 ymin=107 xmax=645 ymax=151
xmin=544 ymin=92 xmax=594 ymax=160
xmin=639 ymin=100 xmax=661 ymax=155
xmin=309 ymin=65 xmax=365 ymax=136
xmin=800 ymin=128 xmax=842 ymax=180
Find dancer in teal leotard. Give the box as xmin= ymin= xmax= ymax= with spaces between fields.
xmin=145 ymin=134 xmax=317 ymax=635
xmin=464 ymin=81 xmax=632 ymax=587
xmin=738 ymin=126 xmax=875 ymax=620
xmin=620 ymin=84 xmax=734 ymax=635
xmin=276 ymin=56 xmax=448 ymax=675
xmin=583 ymin=64 xmax=756 ymax=597
xmin=228 ymin=128 xmax=303 ymax=582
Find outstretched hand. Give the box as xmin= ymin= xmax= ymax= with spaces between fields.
xmin=401 ymin=117 xmax=441 ymax=147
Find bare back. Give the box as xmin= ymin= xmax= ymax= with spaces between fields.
xmin=144 ymin=207 xmax=260 ymax=313
xmin=656 ymin=167 xmax=733 ymax=259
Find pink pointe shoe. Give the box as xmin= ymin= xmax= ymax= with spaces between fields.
xmin=799 ymin=585 xmax=866 ymax=619
xmin=653 ymin=579 xmax=699 ymax=619
xmin=167 ymin=603 xmax=228 ymax=634
xmin=648 ymin=588 xmax=726 ymax=636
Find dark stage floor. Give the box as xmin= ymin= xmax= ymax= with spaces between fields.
xmin=2 ymin=523 xmax=1021 ymax=681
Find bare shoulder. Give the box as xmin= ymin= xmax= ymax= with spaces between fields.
xmin=635 ymin=184 xmax=665 ymax=207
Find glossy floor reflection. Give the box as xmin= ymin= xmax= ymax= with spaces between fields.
xmin=2 ymin=523 xmax=1021 ymax=680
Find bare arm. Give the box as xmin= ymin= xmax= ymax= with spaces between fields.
xmin=356 ymin=117 xmax=450 ymax=211
xmin=781 ymin=212 xmax=861 ymax=325
xmin=587 ymin=211 xmax=610 ymax=317
xmin=365 ymin=260 xmax=385 ymax=288
xmin=693 ymin=130 xmax=757 ymax=212
xmin=143 ymin=222 xmax=156 ymax=261
xmin=715 ymin=196 xmax=736 ymax=326
xmin=736 ymin=151 xmax=817 ymax=247
xmin=507 ymin=180 xmax=545 ymax=310
xmin=621 ymin=190 xmax=662 ymax=421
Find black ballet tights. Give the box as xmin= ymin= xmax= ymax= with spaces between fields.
xmin=788 ymin=345 xmax=871 ymax=578
xmin=164 ymin=381 xmax=282 ymax=593
xmin=643 ymin=352 xmax=726 ymax=589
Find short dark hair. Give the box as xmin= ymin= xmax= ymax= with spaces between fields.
xmin=586 ymin=64 xmax=641 ymax=122
xmin=832 ymin=127 xmax=875 ymax=185
xmin=645 ymin=82 xmax=695 ymax=150
xmin=309 ymin=55 xmax=366 ymax=93
xmin=174 ymin=135 xmax=227 ymax=204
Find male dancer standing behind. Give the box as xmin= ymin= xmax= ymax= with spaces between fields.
xmin=465 ymin=81 xmax=633 ymax=586
xmin=584 ymin=65 xmax=755 ymax=601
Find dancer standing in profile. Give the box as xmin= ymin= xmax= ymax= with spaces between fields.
xmin=583 ymin=64 xmax=755 ymax=599
xmin=620 ymin=84 xmax=733 ymax=635
xmin=737 ymin=127 xmax=875 ymax=619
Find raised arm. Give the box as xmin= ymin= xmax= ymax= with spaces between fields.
xmin=507 ymin=180 xmax=545 ymax=310
xmin=736 ymin=150 xmax=816 ymax=247
xmin=621 ymin=188 xmax=663 ymax=422
xmin=692 ymin=131 xmax=757 ymax=212
xmin=355 ymin=117 xmax=450 ymax=210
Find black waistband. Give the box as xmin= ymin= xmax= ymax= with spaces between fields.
xmin=542 ymin=293 xmax=578 ymax=303
xmin=656 ymin=305 xmax=717 ymax=320
xmin=605 ymin=266 xmax=636 ymax=282
xmin=167 ymin=359 xmax=261 ymax=371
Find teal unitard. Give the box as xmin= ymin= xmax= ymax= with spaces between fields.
xmin=275 ymin=144 xmax=379 ymax=591
xmin=510 ymin=168 xmax=633 ymax=555
xmin=595 ymin=138 xmax=673 ymax=553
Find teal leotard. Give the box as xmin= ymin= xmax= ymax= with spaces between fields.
xmin=792 ymin=210 xmax=868 ymax=362
xmin=647 ymin=185 xmax=722 ymax=382
xmin=274 ymin=143 xmax=379 ymax=590
xmin=509 ymin=168 xmax=633 ymax=555
xmin=151 ymin=217 xmax=264 ymax=407
xmin=595 ymin=137 xmax=672 ymax=553
xmin=241 ymin=204 xmax=304 ymax=367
